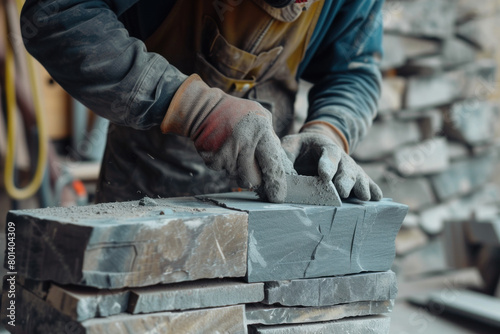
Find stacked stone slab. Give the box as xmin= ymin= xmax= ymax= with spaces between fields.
xmin=352 ymin=0 xmax=500 ymax=255
xmin=2 ymin=193 xmax=407 ymax=333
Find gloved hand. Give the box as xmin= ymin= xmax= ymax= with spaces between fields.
xmin=161 ymin=74 xmax=294 ymax=203
xmin=281 ymin=121 xmax=382 ymax=201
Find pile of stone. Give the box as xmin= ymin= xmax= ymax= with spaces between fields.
xmin=353 ymin=0 xmax=500 ymax=255
xmin=2 ymin=191 xmax=407 ymax=333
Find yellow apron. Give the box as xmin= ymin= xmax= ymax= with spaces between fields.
xmin=146 ymin=0 xmax=323 ymax=136
xmin=96 ymin=0 xmax=324 ymax=203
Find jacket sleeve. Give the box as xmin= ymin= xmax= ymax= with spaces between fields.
xmin=21 ymin=0 xmax=187 ymax=130
xmin=300 ymin=0 xmax=384 ymax=151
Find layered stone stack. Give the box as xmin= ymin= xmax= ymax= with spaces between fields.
xmin=2 ymin=191 xmax=407 ymax=333
xmin=354 ymin=0 xmax=500 ymax=254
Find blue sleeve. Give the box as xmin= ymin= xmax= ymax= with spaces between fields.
xmin=21 ymin=0 xmax=187 ymax=130
xmin=300 ymin=0 xmax=384 ymax=151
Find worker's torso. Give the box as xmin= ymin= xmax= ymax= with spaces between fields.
xmin=145 ymin=0 xmax=323 ymax=135
xmin=97 ymin=0 xmax=325 ymax=202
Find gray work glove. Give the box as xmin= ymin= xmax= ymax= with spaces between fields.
xmin=161 ymin=74 xmax=294 ymax=203
xmin=281 ymin=121 xmax=382 ymax=201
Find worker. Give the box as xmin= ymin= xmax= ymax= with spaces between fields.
xmin=20 ymin=0 xmax=384 ymax=204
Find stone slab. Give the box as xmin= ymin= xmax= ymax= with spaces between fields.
xmin=284 ymin=175 xmax=341 ymax=206
xmin=376 ymin=172 xmax=436 ymax=212
xmin=380 ymin=34 xmax=440 ymax=70
xmin=200 ymin=192 xmax=407 ymax=282
xmin=128 ymin=279 xmax=263 ymax=314
xmin=457 ymin=15 xmax=500 ymax=51
xmin=430 ymin=153 xmax=497 ymax=202
xmin=383 ymin=0 xmax=455 ymax=38
xmin=1 ymin=283 xmax=247 ymax=334
xmin=443 ymin=101 xmax=498 ymax=146
xmin=248 ymin=315 xmax=390 ymax=334
xmin=245 ymin=300 xmax=393 ymax=325
xmin=45 ymin=284 xmax=130 ymax=321
xmin=477 ymin=246 xmax=500 ymax=295
xmin=391 ymin=137 xmax=449 ymax=176
xmin=6 ymin=197 xmax=248 ymax=288
xmin=428 ymin=290 xmax=500 ymax=329
xmin=353 ymin=120 xmax=421 ymax=161
xmin=263 ymin=271 xmax=397 ymax=307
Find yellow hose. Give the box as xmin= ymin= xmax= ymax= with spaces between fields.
xmin=3 ymin=0 xmax=47 ymax=200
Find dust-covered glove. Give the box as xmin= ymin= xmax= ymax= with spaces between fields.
xmin=161 ymin=74 xmax=294 ymax=203
xmin=281 ymin=121 xmax=382 ymax=201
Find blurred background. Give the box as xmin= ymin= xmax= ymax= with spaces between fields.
xmin=1 ymin=0 xmax=500 ymax=333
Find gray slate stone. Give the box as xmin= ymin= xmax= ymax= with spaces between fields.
xmin=201 ymin=193 xmax=407 ymax=283
xmin=443 ymin=100 xmax=498 ymax=146
xmin=128 ymin=279 xmax=263 ymax=314
xmin=383 ymin=0 xmax=456 ymax=38
xmin=353 ymin=120 xmax=421 ymax=161
xmin=391 ymin=138 xmax=449 ymax=176
xmin=249 ymin=315 xmax=390 ymax=334
xmin=7 ymin=197 xmax=248 ymax=288
xmin=263 ymin=271 xmax=397 ymax=307
xmin=45 ymin=284 xmax=130 ymax=321
xmin=246 ymin=300 xmax=393 ymax=325
xmin=284 ymin=175 xmax=341 ymax=206
xmin=430 ymin=152 xmax=497 ymax=202
xmin=1 ymin=283 xmax=247 ymax=334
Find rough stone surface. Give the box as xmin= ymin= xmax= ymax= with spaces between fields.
xmin=430 ymin=152 xmax=497 ymax=202
xmin=284 ymin=175 xmax=341 ymax=206
xmin=443 ymin=100 xmax=498 ymax=146
xmin=391 ymin=137 xmax=449 ymax=176
xmin=443 ymin=221 xmax=477 ymax=269
xmin=128 ymin=279 xmax=263 ymax=314
xmin=383 ymin=0 xmax=456 ymax=38
xmin=353 ymin=121 xmax=421 ymax=161
xmin=263 ymin=271 xmax=397 ymax=307
xmin=248 ymin=315 xmax=391 ymax=334
xmin=7 ymin=197 xmax=248 ymax=288
xmin=45 ymin=284 xmax=130 ymax=321
xmin=245 ymin=300 xmax=393 ymax=325
xmin=201 ymin=193 xmax=407 ymax=283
